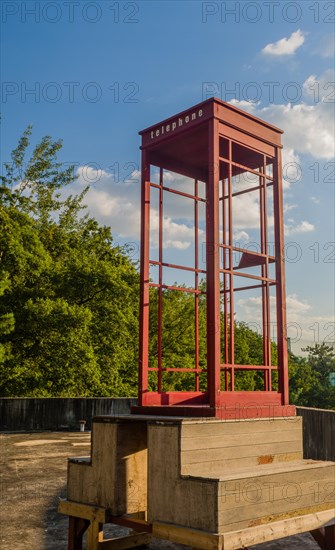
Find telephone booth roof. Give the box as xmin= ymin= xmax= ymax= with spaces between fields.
xmin=139 ymin=98 xmax=283 ymax=182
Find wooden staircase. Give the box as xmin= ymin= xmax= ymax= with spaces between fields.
xmin=59 ymin=414 xmax=335 ymax=549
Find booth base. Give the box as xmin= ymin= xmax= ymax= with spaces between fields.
xmin=58 ymin=414 xmax=335 ymax=550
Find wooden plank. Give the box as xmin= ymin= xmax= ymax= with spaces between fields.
xmin=153 ymin=522 xmax=222 ymax=550
xmin=222 ymin=510 xmax=335 ymax=549
xmin=181 ymin=440 xmax=302 ymax=464
xmin=58 ymin=500 xmax=108 ymax=524
xmin=219 ymin=475 xmax=335 ymax=513
xmin=324 ymin=524 xmax=335 ymax=549
xmin=182 ymin=452 xmax=302 ymax=476
xmin=218 ymin=462 xmax=335 ymax=530
xmin=216 ymin=459 xmax=335 ymax=481
xmin=115 ymin=421 xmax=148 ymax=515
xmin=109 ymin=516 xmax=151 ymax=533
xmin=219 ymin=501 xmax=335 ymax=532
xmin=181 ymin=427 xmax=302 ymax=450
xmin=310 ymin=528 xmax=326 ymax=549
xmin=148 ymin=423 xmax=218 ymax=533
xmin=67 ymin=462 xmax=96 ymax=503
xmin=99 ymin=532 xmax=151 ymax=549
xmin=68 ymin=516 xmax=88 ymax=550
xmin=91 ymin=422 xmax=117 ymax=464
xmin=181 ymin=417 xmax=301 ymax=437
xmin=67 ymin=420 xmax=148 ymax=515
xmin=87 ymin=521 xmax=103 ymax=550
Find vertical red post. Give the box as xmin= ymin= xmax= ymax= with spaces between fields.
xmin=222 ymin=178 xmax=229 ymax=390
xmin=273 ymin=148 xmax=289 ymax=405
xmin=138 ymin=149 xmax=150 ymax=404
xmin=207 ymin=118 xmax=221 ymax=408
xmin=194 ymin=179 xmax=200 ymax=392
xmin=157 ymin=168 xmax=163 ymax=393
xmin=228 ymin=140 xmax=235 ymax=390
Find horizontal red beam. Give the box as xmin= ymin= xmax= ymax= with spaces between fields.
xmin=220 ymin=364 xmax=277 ymax=370
xmin=219 ymin=269 xmax=276 ymax=284
xmin=141 ymin=391 xmax=208 ymax=406
xmin=132 ymin=404 xmax=296 ymax=419
xmin=148 ymin=367 xmax=207 ymax=373
xmin=219 ymin=156 xmax=274 ymax=181
xmin=150 ymin=182 xmax=206 ymax=203
xmin=139 ymin=390 xmax=284 ymax=407
xmin=150 ymin=260 xmax=206 ymax=275
xmin=220 ymin=282 xmax=276 ymax=293
xmin=149 ymin=283 xmax=205 ymax=294
xmin=220 ymin=244 xmax=275 ymax=260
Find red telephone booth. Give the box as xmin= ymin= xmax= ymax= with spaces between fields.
xmin=133 ymin=98 xmax=293 ymax=419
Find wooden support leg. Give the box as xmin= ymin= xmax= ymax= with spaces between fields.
xmin=311 ymin=526 xmax=335 ymax=550
xmin=99 ymin=531 xmax=151 ymax=549
xmin=86 ymin=520 xmax=103 ymax=550
xmin=325 ymin=525 xmax=335 ymax=549
xmin=68 ymin=516 xmax=89 ymax=550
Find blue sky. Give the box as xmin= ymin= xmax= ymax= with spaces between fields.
xmin=1 ymin=0 xmax=334 ymax=354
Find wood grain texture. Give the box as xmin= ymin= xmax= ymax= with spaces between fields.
xmin=222 ymin=509 xmax=335 ymax=549
xmin=63 ymin=415 xmax=335 ymax=549
xmin=67 ymin=420 xmax=147 ymax=515
xmin=148 ymin=423 xmax=218 ymax=532
xmin=98 ymin=532 xmax=151 ymax=549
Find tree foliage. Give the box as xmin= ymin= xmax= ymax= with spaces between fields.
xmin=289 ymin=343 xmax=335 ymax=409
xmin=0 ymin=127 xmax=139 ymax=397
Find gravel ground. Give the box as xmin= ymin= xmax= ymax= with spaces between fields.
xmin=0 ymin=432 xmax=320 ymax=549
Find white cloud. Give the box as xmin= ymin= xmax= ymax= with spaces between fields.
xmin=286 ymin=294 xmax=311 ymax=319
xmin=260 ymin=102 xmax=334 ymax=160
xmin=285 ymin=220 xmax=315 ymax=235
xmin=65 ymin=167 xmax=208 ymax=251
xmin=262 ymin=29 xmax=305 ymax=56
xmin=281 ymin=148 xmax=301 ymax=189
xmin=310 ymin=196 xmax=320 ymax=204
xmin=236 ymin=292 xmax=333 ymax=352
xmin=150 ymin=208 xmax=205 ymax=250
xmin=233 ymin=230 xmax=249 ymax=242
xmin=238 ymin=293 xmax=311 ymax=324
xmin=284 ymin=203 xmax=297 ymax=213
xmin=303 ymin=70 xmax=335 ymax=102
xmin=229 ymin=99 xmax=259 ymax=113
xmin=230 ymin=73 xmax=335 ymax=161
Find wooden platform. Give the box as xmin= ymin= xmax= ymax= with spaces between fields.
xmin=59 ymin=414 xmax=335 ymax=549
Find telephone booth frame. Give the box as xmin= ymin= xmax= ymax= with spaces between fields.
xmin=133 ymin=98 xmax=293 ymax=419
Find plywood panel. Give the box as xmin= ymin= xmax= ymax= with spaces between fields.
xmin=181 ymin=417 xmax=301 ymax=438
xmin=182 ymin=452 xmax=303 ymax=477
xmin=181 ymin=426 xmax=302 ymax=451
xmin=115 ymin=421 xmax=147 ymax=514
xmin=182 ymin=440 xmax=302 ymax=464
xmin=222 ymin=510 xmax=335 ymax=549
xmin=67 ymin=420 xmax=147 ymax=515
xmin=218 ymin=463 xmax=335 ymax=531
xmin=148 ymin=423 xmax=218 ymax=532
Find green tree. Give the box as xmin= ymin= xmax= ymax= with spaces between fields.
xmin=0 ymin=127 xmax=139 ymax=397
xmin=289 ymin=343 xmax=335 ymax=409
xmin=0 ymin=272 xmax=14 ymax=364
xmin=148 ymin=284 xmax=207 ymax=392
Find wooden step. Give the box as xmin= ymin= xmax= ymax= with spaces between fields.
xmin=65 ymin=415 xmax=335 ymax=545
xmin=217 ymin=459 xmax=334 ymax=531
xmin=148 ymin=421 xmax=335 ymax=535
xmin=180 ymin=416 xmax=303 ymax=475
